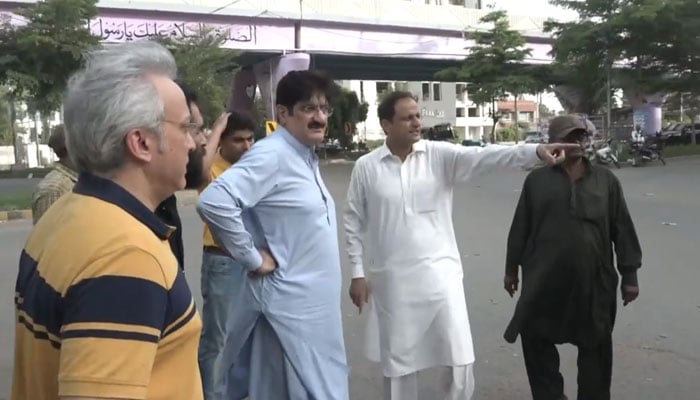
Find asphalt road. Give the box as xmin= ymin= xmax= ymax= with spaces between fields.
xmin=0 ymin=178 xmax=41 ymax=195
xmin=1 ymin=157 xmax=699 ymax=399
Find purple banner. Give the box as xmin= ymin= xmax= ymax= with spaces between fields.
xmin=2 ymin=11 xmax=553 ymax=61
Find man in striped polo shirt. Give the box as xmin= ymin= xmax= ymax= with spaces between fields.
xmin=11 ymin=41 xmax=203 ymax=400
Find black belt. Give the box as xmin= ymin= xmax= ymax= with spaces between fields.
xmin=203 ymin=246 xmax=229 ymax=256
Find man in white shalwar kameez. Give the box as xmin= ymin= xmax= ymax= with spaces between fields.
xmin=343 ymin=91 xmax=578 ymax=400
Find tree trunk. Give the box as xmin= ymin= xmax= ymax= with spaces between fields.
xmin=514 ymin=94 xmax=519 ymax=144
xmin=9 ymin=95 xmax=21 ymax=167
xmin=490 ymin=97 xmax=498 ymax=143
xmin=33 ymin=112 xmax=41 ymax=167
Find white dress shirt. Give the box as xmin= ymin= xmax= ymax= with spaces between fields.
xmin=343 ymin=139 xmax=539 ymax=377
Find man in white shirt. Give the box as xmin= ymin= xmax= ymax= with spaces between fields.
xmin=343 ymin=91 xmax=578 ymax=400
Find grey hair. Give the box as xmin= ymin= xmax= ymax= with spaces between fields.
xmin=63 ymin=41 xmax=178 ymax=175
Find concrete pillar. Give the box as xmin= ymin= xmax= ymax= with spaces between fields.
xmin=625 ymin=91 xmax=666 ymax=135
xmin=253 ymin=53 xmax=311 ymax=121
xmin=228 ymin=66 xmax=257 ymax=117
xmin=227 ymin=53 xmax=312 ymax=121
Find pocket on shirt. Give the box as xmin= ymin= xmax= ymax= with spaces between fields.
xmin=413 ymin=188 xmax=438 ymax=213
xmin=577 ymin=191 xmax=607 ymax=221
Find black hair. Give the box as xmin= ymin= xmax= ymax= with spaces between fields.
xmin=275 ymin=70 xmax=337 ymax=111
xmin=221 ymin=110 xmax=256 ymax=139
xmin=174 ymin=79 xmax=198 ymax=110
xmin=377 ymin=91 xmax=418 ymax=123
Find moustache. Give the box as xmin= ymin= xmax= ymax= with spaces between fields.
xmin=308 ymin=122 xmax=326 ymax=129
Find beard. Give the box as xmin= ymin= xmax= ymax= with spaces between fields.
xmin=185 ymin=145 xmax=206 ymax=190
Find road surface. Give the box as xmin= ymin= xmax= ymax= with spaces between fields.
xmin=1 ymin=157 xmax=699 ymax=399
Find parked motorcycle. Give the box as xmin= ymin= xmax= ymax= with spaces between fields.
xmin=586 ymin=138 xmax=621 ymax=168
xmin=596 ymin=138 xmax=621 ymax=168
xmin=630 ymin=135 xmax=666 ymax=167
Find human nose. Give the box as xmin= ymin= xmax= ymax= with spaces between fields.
xmin=185 ymin=130 xmax=195 ymax=151
xmin=194 ymin=130 xmax=206 ymax=146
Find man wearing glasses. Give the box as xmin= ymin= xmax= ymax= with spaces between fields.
xmin=198 ymin=70 xmax=349 ymax=399
xmin=155 ymin=81 xmax=230 ymax=270
xmin=503 ymin=114 xmax=643 ymax=400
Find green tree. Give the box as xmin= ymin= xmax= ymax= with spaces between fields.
xmin=0 ymin=89 xmax=12 ymax=146
xmin=547 ymin=0 xmax=700 ymax=111
xmin=14 ymin=0 xmax=99 ymax=116
xmin=545 ymin=1 xmax=620 ymax=115
xmin=327 ymin=86 xmax=369 ymax=149
xmin=157 ymin=27 xmax=239 ymax=125
xmin=0 ymin=15 xmax=37 ymax=162
xmin=1 ymin=0 xmax=99 ymax=163
xmin=436 ymin=10 xmax=545 ymax=143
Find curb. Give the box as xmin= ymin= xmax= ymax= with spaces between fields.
xmin=0 ymin=209 xmax=32 ymax=222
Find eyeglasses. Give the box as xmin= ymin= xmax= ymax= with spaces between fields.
xmin=164 ymin=120 xmax=203 ymax=136
xmin=298 ymin=104 xmax=333 ymax=116
xmin=563 ymin=129 xmax=591 ymax=144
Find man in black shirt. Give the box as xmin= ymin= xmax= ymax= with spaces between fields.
xmin=157 ymin=81 xmax=230 ymax=269
xmin=503 ymin=115 xmax=642 ymax=400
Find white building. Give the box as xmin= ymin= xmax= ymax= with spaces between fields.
xmin=341 ymin=80 xmax=495 ymax=142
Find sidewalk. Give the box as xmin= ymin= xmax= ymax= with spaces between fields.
xmin=0 ymin=209 xmax=32 ymax=222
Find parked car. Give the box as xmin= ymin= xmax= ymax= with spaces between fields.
xmin=524 ymin=131 xmax=547 ymax=143
xmin=422 ymin=123 xmax=457 ymax=142
xmin=461 ymin=139 xmax=485 ymax=147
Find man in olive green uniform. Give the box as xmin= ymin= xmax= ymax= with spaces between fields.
xmin=503 ymin=115 xmax=642 ymax=400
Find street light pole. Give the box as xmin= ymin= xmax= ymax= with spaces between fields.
xmin=606 ymin=53 xmax=612 ymax=140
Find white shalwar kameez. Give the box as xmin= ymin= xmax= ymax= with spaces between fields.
xmin=343 ymin=140 xmax=540 ymax=400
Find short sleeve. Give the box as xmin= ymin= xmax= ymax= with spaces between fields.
xmin=58 ymin=248 xmax=169 ymax=399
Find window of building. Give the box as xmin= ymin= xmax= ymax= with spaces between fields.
xmin=359 ymin=81 xmax=365 ymax=102
xmin=376 ymin=82 xmax=390 ymax=94
xmin=422 ymin=82 xmax=430 ymax=101
xmin=456 ymin=83 xmax=466 ymax=96
xmin=449 ymin=0 xmax=465 ymax=5
xmin=468 ymin=107 xmax=478 ymax=117
xmin=456 ymin=108 xmax=465 ymax=117
xmin=432 ymin=83 xmax=441 ymax=101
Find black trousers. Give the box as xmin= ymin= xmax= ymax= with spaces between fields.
xmin=521 ymin=332 xmax=613 ymax=400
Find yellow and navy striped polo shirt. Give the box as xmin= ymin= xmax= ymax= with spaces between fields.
xmin=12 ymin=173 xmax=203 ymax=400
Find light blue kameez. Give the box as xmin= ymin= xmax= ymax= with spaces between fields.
xmin=197 ymin=127 xmax=349 ymax=400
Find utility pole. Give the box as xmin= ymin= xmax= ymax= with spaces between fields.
xmin=605 ymin=49 xmax=612 ymax=140
xmin=294 ymin=0 xmax=302 ymax=49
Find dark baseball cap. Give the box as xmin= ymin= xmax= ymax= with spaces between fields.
xmin=548 ymin=115 xmax=595 ymax=139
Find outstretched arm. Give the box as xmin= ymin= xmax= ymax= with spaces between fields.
xmin=439 ymin=141 xmax=578 ymax=183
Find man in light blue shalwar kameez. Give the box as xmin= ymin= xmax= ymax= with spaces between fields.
xmin=197 ymin=70 xmax=349 ymax=400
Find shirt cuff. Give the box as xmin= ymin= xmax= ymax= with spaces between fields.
xmin=525 ymin=143 xmax=540 ymax=161
xmin=621 ymin=271 xmax=638 ymax=287
xmin=239 ymin=249 xmax=263 ymax=272
xmin=351 ymin=263 xmax=365 ymax=279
